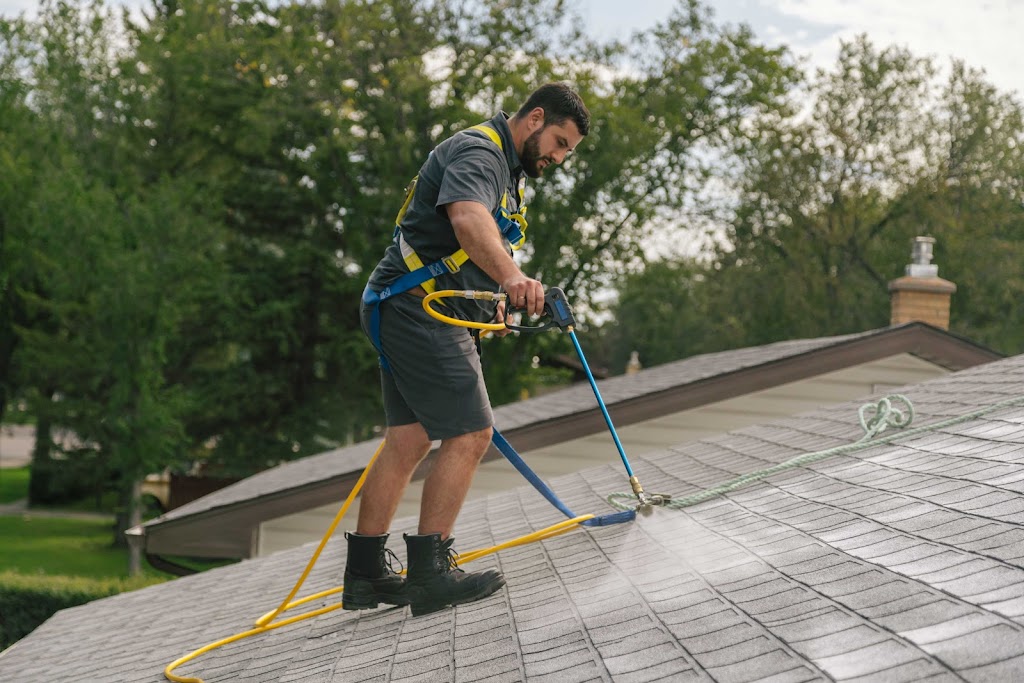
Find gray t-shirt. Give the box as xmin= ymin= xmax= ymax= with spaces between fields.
xmin=367 ymin=112 xmax=525 ymax=322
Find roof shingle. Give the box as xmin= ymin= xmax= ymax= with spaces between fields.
xmin=4 ymin=351 xmax=1024 ymax=682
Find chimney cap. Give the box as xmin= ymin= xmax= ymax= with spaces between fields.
xmin=907 ymin=235 xmax=939 ymax=278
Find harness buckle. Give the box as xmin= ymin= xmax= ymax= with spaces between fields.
xmin=497 ymin=209 xmax=527 ymax=251
xmin=442 ymin=256 xmax=461 ymax=274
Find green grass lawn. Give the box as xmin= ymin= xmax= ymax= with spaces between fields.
xmin=0 ymin=469 xmax=237 ymax=649
xmin=1 ymin=466 xmax=235 ymax=582
xmin=0 ymin=467 xmax=30 ymax=504
xmin=0 ymin=515 xmax=169 ymax=580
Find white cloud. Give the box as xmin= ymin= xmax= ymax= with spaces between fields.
xmin=584 ymin=0 xmax=1023 ymax=99
xmin=767 ymin=0 xmax=1024 ymax=98
xmin=0 ymin=0 xmax=35 ymax=16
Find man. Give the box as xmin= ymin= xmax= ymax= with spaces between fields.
xmin=347 ymin=83 xmax=590 ymax=617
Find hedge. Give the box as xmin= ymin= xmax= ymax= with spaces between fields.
xmin=0 ymin=572 xmax=162 ymax=651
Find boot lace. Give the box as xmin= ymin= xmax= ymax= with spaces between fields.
xmin=440 ymin=538 xmax=464 ymax=573
xmin=383 ymin=547 xmax=404 ymax=575
xmin=446 ymin=547 xmax=463 ymax=573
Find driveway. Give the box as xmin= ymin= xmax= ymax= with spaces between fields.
xmin=0 ymin=424 xmax=33 ymax=469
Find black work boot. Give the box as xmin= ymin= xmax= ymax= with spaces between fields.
xmin=342 ymin=532 xmax=409 ymax=610
xmin=404 ymin=533 xmax=506 ymax=617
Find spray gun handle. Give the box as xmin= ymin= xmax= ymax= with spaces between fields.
xmin=504 ymin=286 xmax=577 ymax=333
xmin=540 ymin=287 xmax=576 ymax=329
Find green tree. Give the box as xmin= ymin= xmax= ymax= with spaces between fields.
xmin=626 ymin=36 xmax=1024 ymax=363
xmin=2 ymin=1 xmax=230 ymax=563
xmin=599 ymin=258 xmax=720 ymax=373
xmin=0 ymin=16 xmax=32 ymax=424
xmin=706 ymin=36 xmax=937 ymax=346
xmin=921 ymin=63 xmax=1024 ymax=352
xmin=120 ymin=0 xmax=798 ymax=457
xmin=120 ymin=0 xmax=443 ymax=469
xmin=15 ymin=168 xmax=222 ymax=560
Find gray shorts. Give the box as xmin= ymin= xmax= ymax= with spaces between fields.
xmin=360 ymin=292 xmax=493 ymax=440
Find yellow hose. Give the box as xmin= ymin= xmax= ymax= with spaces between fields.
xmin=422 ymin=289 xmax=508 ymax=331
xmin=164 ymin=436 xmax=597 ymax=683
xmin=255 ymin=439 xmax=387 ymax=628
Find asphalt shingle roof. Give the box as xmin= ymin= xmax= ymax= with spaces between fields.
xmin=4 ymin=350 xmax=1024 ymax=682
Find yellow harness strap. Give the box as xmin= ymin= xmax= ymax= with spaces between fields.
xmin=395 ymin=123 xmax=528 ymax=294
xmin=468 ymin=123 xmax=502 ymax=148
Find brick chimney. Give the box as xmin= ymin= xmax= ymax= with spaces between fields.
xmin=888 ymin=236 xmax=957 ymax=330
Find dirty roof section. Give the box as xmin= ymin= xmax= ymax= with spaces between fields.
xmin=5 ymin=352 xmax=1024 ymax=682
xmin=149 ymin=322 xmax=996 ymax=528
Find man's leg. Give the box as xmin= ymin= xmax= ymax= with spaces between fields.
xmin=417 ymin=426 xmax=492 ymax=537
xmin=356 ymin=294 xmax=503 ymax=614
xmin=356 ymin=422 xmax=432 ymax=536
xmin=343 ymin=422 xmax=432 ymax=610
xmin=404 ymin=425 xmax=504 ymax=616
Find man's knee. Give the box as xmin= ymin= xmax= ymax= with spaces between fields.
xmin=385 ymin=423 xmax=432 ymax=462
xmin=444 ymin=426 xmax=493 ymax=460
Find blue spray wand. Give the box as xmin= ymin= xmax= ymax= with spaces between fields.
xmin=506 ymin=287 xmax=654 ymax=506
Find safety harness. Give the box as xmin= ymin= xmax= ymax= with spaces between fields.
xmin=362 ymin=123 xmax=529 ymax=370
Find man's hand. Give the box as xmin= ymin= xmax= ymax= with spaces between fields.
xmin=502 ymin=273 xmax=545 ymax=317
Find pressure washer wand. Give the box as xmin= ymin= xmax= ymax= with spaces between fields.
xmin=527 ymin=286 xmax=652 ymax=507
xmin=567 ymin=327 xmax=651 ymax=506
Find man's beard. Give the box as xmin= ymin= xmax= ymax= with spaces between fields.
xmin=521 ymin=128 xmax=552 ymax=178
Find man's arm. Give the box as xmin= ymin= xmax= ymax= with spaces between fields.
xmin=446 ymin=200 xmax=545 ymax=317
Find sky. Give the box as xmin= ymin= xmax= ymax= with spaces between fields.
xmin=2 ymin=0 xmax=1020 ymax=100
xmin=585 ymin=0 xmax=1024 ymax=99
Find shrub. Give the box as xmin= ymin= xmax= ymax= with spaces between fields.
xmin=0 ymin=571 xmax=161 ymax=650
xmin=28 ymin=452 xmax=109 ymax=506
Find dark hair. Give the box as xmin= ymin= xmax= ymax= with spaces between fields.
xmin=515 ymin=82 xmax=590 ymax=136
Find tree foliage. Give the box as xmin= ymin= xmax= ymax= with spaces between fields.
xmin=2 ymin=0 xmax=229 ymax=547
